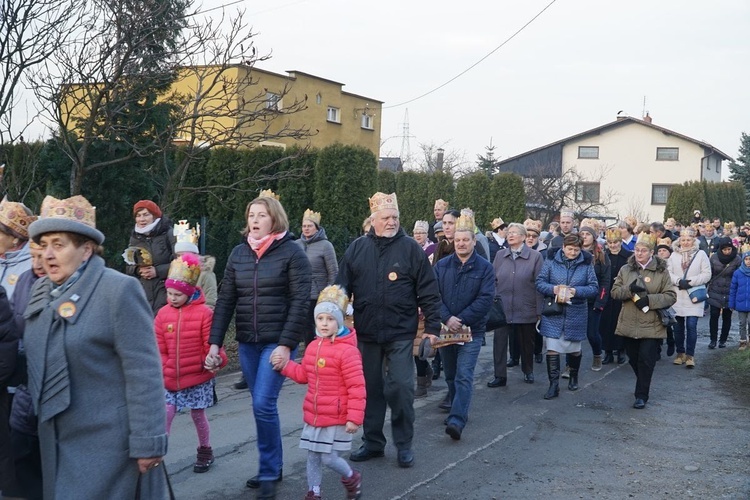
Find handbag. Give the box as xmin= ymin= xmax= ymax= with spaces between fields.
xmin=541 ymin=296 xmax=564 ymax=316
xmin=656 ymin=306 xmax=678 ymax=326
xmin=135 ymin=462 xmax=176 ymax=500
xmin=688 ymin=285 xmax=708 ymax=303
xmin=485 ymin=296 xmax=507 ymax=330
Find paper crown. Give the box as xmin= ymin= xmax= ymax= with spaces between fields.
xmin=174 ymin=220 xmax=199 ymax=245
xmin=30 ymin=195 xmax=104 ymax=245
xmin=413 ymin=220 xmax=429 ymax=233
xmin=434 ymin=199 xmax=449 ymax=210
xmin=258 ymin=189 xmax=280 ymax=200
xmin=605 ymin=228 xmax=621 ymax=242
xmin=725 ymin=222 xmax=736 ymax=232
xmin=491 ymin=217 xmax=505 ymax=230
xmin=559 ymin=210 xmax=575 ymax=219
xmin=122 ymin=246 xmax=153 ymax=266
xmin=665 ymin=217 xmax=676 ymax=225
xmin=741 ymin=243 xmax=750 ymax=254
xmin=656 ymin=237 xmax=673 ymax=250
xmin=524 ymin=219 xmax=542 ymax=234
xmin=635 ymin=231 xmax=656 ymax=249
xmin=580 ymin=218 xmax=600 ymax=232
xmin=683 ymin=226 xmax=697 ymax=237
xmin=455 ymin=213 xmax=475 ymax=232
xmin=693 ymin=209 xmax=701 ymax=214
xmin=302 ymin=209 xmax=321 ymax=226
xmin=623 ymin=216 xmax=638 ymax=229
xmin=0 ymin=201 xmax=36 ymax=239
xmin=316 ymin=284 xmax=349 ymax=312
xmin=166 ymin=253 xmax=201 ymax=296
xmin=369 ymin=192 xmax=398 ymax=214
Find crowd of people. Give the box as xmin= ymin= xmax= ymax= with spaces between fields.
xmin=0 ymin=191 xmax=747 ymax=500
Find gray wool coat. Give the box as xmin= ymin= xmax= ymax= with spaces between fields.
xmin=24 ymin=255 xmax=168 ymax=499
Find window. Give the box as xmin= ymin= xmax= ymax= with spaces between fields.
xmin=656 ymin=147 xmax=679 ymax=161
xmin=578 ymin=146 xmax=599 ymax=159
xmin=361 ymin=113 xmax=374 ymax=130
xmin=651 ymin=184 xmax=676 ymax=205
xmin=315 ymin=93 xmax=322 ymax=105
xmin=575 ymin=182 xmax=600 ymax=203
xmin=265 ymin=92 xmax=281 ymax=111
xmin=714 ymin=157 xmax=721 ymax=173
xmin=327 ymin=106 xmax=340 ymax=123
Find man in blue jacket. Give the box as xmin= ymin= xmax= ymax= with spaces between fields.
xmin=433 ymin=213 xmax=494 ymax=440
xmin=337 ymin=192 xmax=441 ymax=468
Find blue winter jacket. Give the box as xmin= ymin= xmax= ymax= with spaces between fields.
xmin=729 ymin=266 xmax=750 ymax=312
xmin=433 ymin=250 xmax=495 ymax=336
xmin=535 ymin=249 xmax=599 ymax=341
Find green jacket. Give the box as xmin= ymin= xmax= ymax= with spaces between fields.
xmin=611 ymin=255 xmax=676 ymax=339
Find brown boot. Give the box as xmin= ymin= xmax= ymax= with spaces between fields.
xmin=341 ymin=470 xmax=362 ymax=499
xmin=415 ymin=376 xmax=428 ymax=398
xmin=194 ymin=446 xmax=214 ymax=473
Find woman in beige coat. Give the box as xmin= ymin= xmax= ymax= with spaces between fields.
xmin=611 ymin=233 xmax=676 ymax=409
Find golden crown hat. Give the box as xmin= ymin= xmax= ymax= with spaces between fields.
xmin=665 ymin=217 xmax=676 ymax=225
xmin=122 ymin=246 xmax=153 ymax=266
xmin=167 ymin=253 xmax=201 ymax=287
xmin=635 ymin=231 xmax=656 ymax=249
xmin=455 ymin=213 xmax=475 ymax=232
xmin=413 ymin=220 xmax=429 ymax=233
xmin=302 ymin=208 xmax=321 ymax=226
xmin=434 ymin=199 xmax=449 ymax=210
xmin=316 ymin=284 xmax=349 ymax=312
xmin=490 ymin=217 xmax=505 ymax=230
xmin=258 ymin=189 xmax=280 ymax=200
xmin=523 ymin=218 xmax=542 ymax=234
xmin=725 ymin=221 xmax=736 ymax=232
xmin=0 ymin=201 xmax=36 ymax=239
xmin=605 ymin=227 xmax=621 ymax=242
xmin=173 ymin=220 xmax=200 ymax=245
xmin=460 ymin=207 xmax=474 ymax=218
xmin=559 ymin=210 xmax=575 ymax=219
xmin=369 ymin=192 xmax=398 ymax=214
xmin=624 ymin=215 xmax=638 ymax=229
xmin=580 ymin=218 xmax=600 ymax=232
xmin=741 ymin=243 xmax=750 ymax=254
xmin=656 ymin=237 xmax=673 ymax=249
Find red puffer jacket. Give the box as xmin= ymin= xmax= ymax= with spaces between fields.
xmin=155 ymin=291 xmax=226 ymax=391
xmin=281 ymin=328 xmax=366 ymax=427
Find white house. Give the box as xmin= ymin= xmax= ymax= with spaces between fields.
xmin=496 ymin=115 xmax=733 ymax=222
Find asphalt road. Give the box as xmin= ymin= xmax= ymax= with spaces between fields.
xmin=166 ymin=316 xmax=750 ymax=499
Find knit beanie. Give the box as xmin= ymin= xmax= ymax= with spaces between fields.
xmin=314 ymin=285 xmax=348 ymax=329
xmin=133 ymin=200 xmax=162 ymax=218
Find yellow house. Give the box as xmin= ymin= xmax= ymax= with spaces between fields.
xmin=170 ymin=65 xmax=382 ymax=156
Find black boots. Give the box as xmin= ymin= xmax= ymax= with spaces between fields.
xmin=567 ymin=354 xmax=581 ymax=391
xmin=601 ymin=351 xmax=614 ymax=365
xmin=544 ymin=354 xmax=560 ymax=399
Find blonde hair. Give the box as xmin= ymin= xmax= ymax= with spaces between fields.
xmin=242 ymin=196 xmax=289 ymax=236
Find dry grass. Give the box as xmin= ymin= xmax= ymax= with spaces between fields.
xmin=222 ymin=322 xmax=240 ymax=372
xmin=712 ymin=348 xmax=750 ymax=406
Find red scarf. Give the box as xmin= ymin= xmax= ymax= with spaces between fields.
xmin=247 ymin=231 xmax=286 ymax=259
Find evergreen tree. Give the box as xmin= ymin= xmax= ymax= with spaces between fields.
xmin=728 ymin=132 xmax=750 ymax=217
xmin=476 ymin=140 xmax=499 ymax=178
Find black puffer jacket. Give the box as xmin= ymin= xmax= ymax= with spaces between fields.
xmin=127 ymin=216 xmax=175 ymax=314
xmin=707 ymin=244 xmax=741 ymax=309
xmin=209 ymin=233 xmax=311 ymax=349
xmin=336 ymin=228 xmax=441 ymax=343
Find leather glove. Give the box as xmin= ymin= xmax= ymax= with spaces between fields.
xmin=634 ymin=296 xmax=649 ymax=309
xmin=678 ymin=279 xmax=692 ymax=290
xmin=629 ymin=280 xmax=646 ymax=294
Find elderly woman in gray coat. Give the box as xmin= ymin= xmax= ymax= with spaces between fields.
xmin=296 ymin=209 xmax=338 ymax=345
xmin=24 ymin=196 xmax=168 ymax=499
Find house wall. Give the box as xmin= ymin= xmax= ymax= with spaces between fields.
xmin=562 ymin=121 xmax=720 ymax=223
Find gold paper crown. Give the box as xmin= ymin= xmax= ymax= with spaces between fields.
xmin=167 ymin=254 xmax=201 ymax=287
xmin=413 ymin=220 xmax=429 ymax=233
xmin=173 ymin=220 xmax=199 ymax=245
xmin=725 ymin=222 xmax=736 ymax=232
xmin=455 ymin=214 xmax=475 ymax=232
xmin=741 ymin=243 xmax=750 ymax=254
xmin=40 ymin=195 xmax=96 ymax=228
xmin=302 ymin=209 xmax=321 ymax=225
xmin=434 ymin=199 xmax=449 ymax=210
xmin=0 ymin=202 xmax=36 ymax=239
xmin=316 ymin=285 xmax=349 ymax=313
xmin=122 ymin=246 xmax=153 ymax=266
xmin=624 ymin=216 xmax=638 ymax=229
xmin=656 ymin=237 xmax=673 ymax=249
xmin=491 ymin=217 xmax=505 ymax=230
xmin=580 ymin=218 xmax=600 ymax=232
xmin=559 ymin=210 xmax=575 ymax=219
xmin=258 ymin=189 xmax=280 ymax=200
xmin=605 ymin=228 xmax=621 ymax=242
xmin=635 ymin=231 xmax=656 ymax=249
xmin=369 ymin=192 xmax=398 ymax=214
xmin=665 ymin=217 xmax=676 ymax=225
xmin=523 ymin=219 xmax=542 ymax=234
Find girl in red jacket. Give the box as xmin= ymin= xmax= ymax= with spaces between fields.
xmin=155 ymin=254 xmax=226 ymax=473
xmin=273 ymin=285 xmax=366 ymax=500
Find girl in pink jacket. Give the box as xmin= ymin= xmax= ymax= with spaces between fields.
xmin=273 ymin=285 xmax=365 ymax=500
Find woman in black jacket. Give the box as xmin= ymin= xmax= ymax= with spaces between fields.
xmin=207 ymin=192 xmax=311 ymax=500
xmin=580 ymin=225 xmax=611 ymax=371
xmin=707 ymin=237 xmax=741 ymax=348
xmin=601 ymin=228 xmax=633 ymax=364
xmin=126 ymin=200 xmax=175 ymax=314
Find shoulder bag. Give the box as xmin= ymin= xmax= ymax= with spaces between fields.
xmin=485 ymin=296 xmax=507 ymax=330
xmin=541 ymin=296 xmax=564 ymax=316
xmin=683 ymin=252 xmax=708 ymax=303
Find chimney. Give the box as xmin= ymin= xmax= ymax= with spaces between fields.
xmin=643 ymin=112 xmax=652 ymax=123
xmin=436 ymin=148 xmax=444 ymax=172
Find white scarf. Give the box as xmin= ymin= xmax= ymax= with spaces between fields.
xmin=134 ymin=218 xmax=161 ymax=235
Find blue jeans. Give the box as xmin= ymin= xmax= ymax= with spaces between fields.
xmin=441 ymin=335 xmax=483 ymax=431
xmin=673 ymin=316 xmax=698 ymax=356
xmin=238 ymin=342 xmax=293 ymax=481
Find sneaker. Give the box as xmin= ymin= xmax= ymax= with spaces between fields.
xmin=673 ymin=353 xmax=685 ymax=365
xmin=305 ymin=491 xmax=322 ymax=500
xmin=193 ymin=446 xmax=214 ymax=473
xmin=591 ymin=355 xmax=602 ymax=372
xmin=561 ymin=365 xmax=570 ymax=379
xmin=685 ymin=355 xmax=695 ymax=368
xmin=341 ymin=470 xmax=362 ymax=499
xmin=739 ymin=340 xmax=748 ymax=351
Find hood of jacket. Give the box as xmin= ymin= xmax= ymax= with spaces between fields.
xmin=299 ymin=227 xmax=329 ymax=245
xmin=626 ymin=254 xmax=667 ymax=273
xmin=200 ymin=255 xmax=215 ymax=273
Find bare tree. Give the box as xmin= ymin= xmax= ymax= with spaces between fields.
xmin=523 ymin=164 xmax=619 ymax=227
xmin=413 ymin=141 xmax=471 ymax=178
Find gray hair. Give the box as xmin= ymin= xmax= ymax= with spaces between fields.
xmin=506 ymin=222 xmax=527 ymax=237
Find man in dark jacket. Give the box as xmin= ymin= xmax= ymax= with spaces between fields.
xmin=434 ymin=214 xmax=494 ymax=440
xmin=336 ymin=192 xmax=441 ymax=469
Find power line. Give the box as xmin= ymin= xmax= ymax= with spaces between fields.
xmin=383 ymin=0 xmax=559 ymax=109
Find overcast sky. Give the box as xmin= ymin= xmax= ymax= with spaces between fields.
xmin=195 ymin=0 xmax=748 ymax=175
